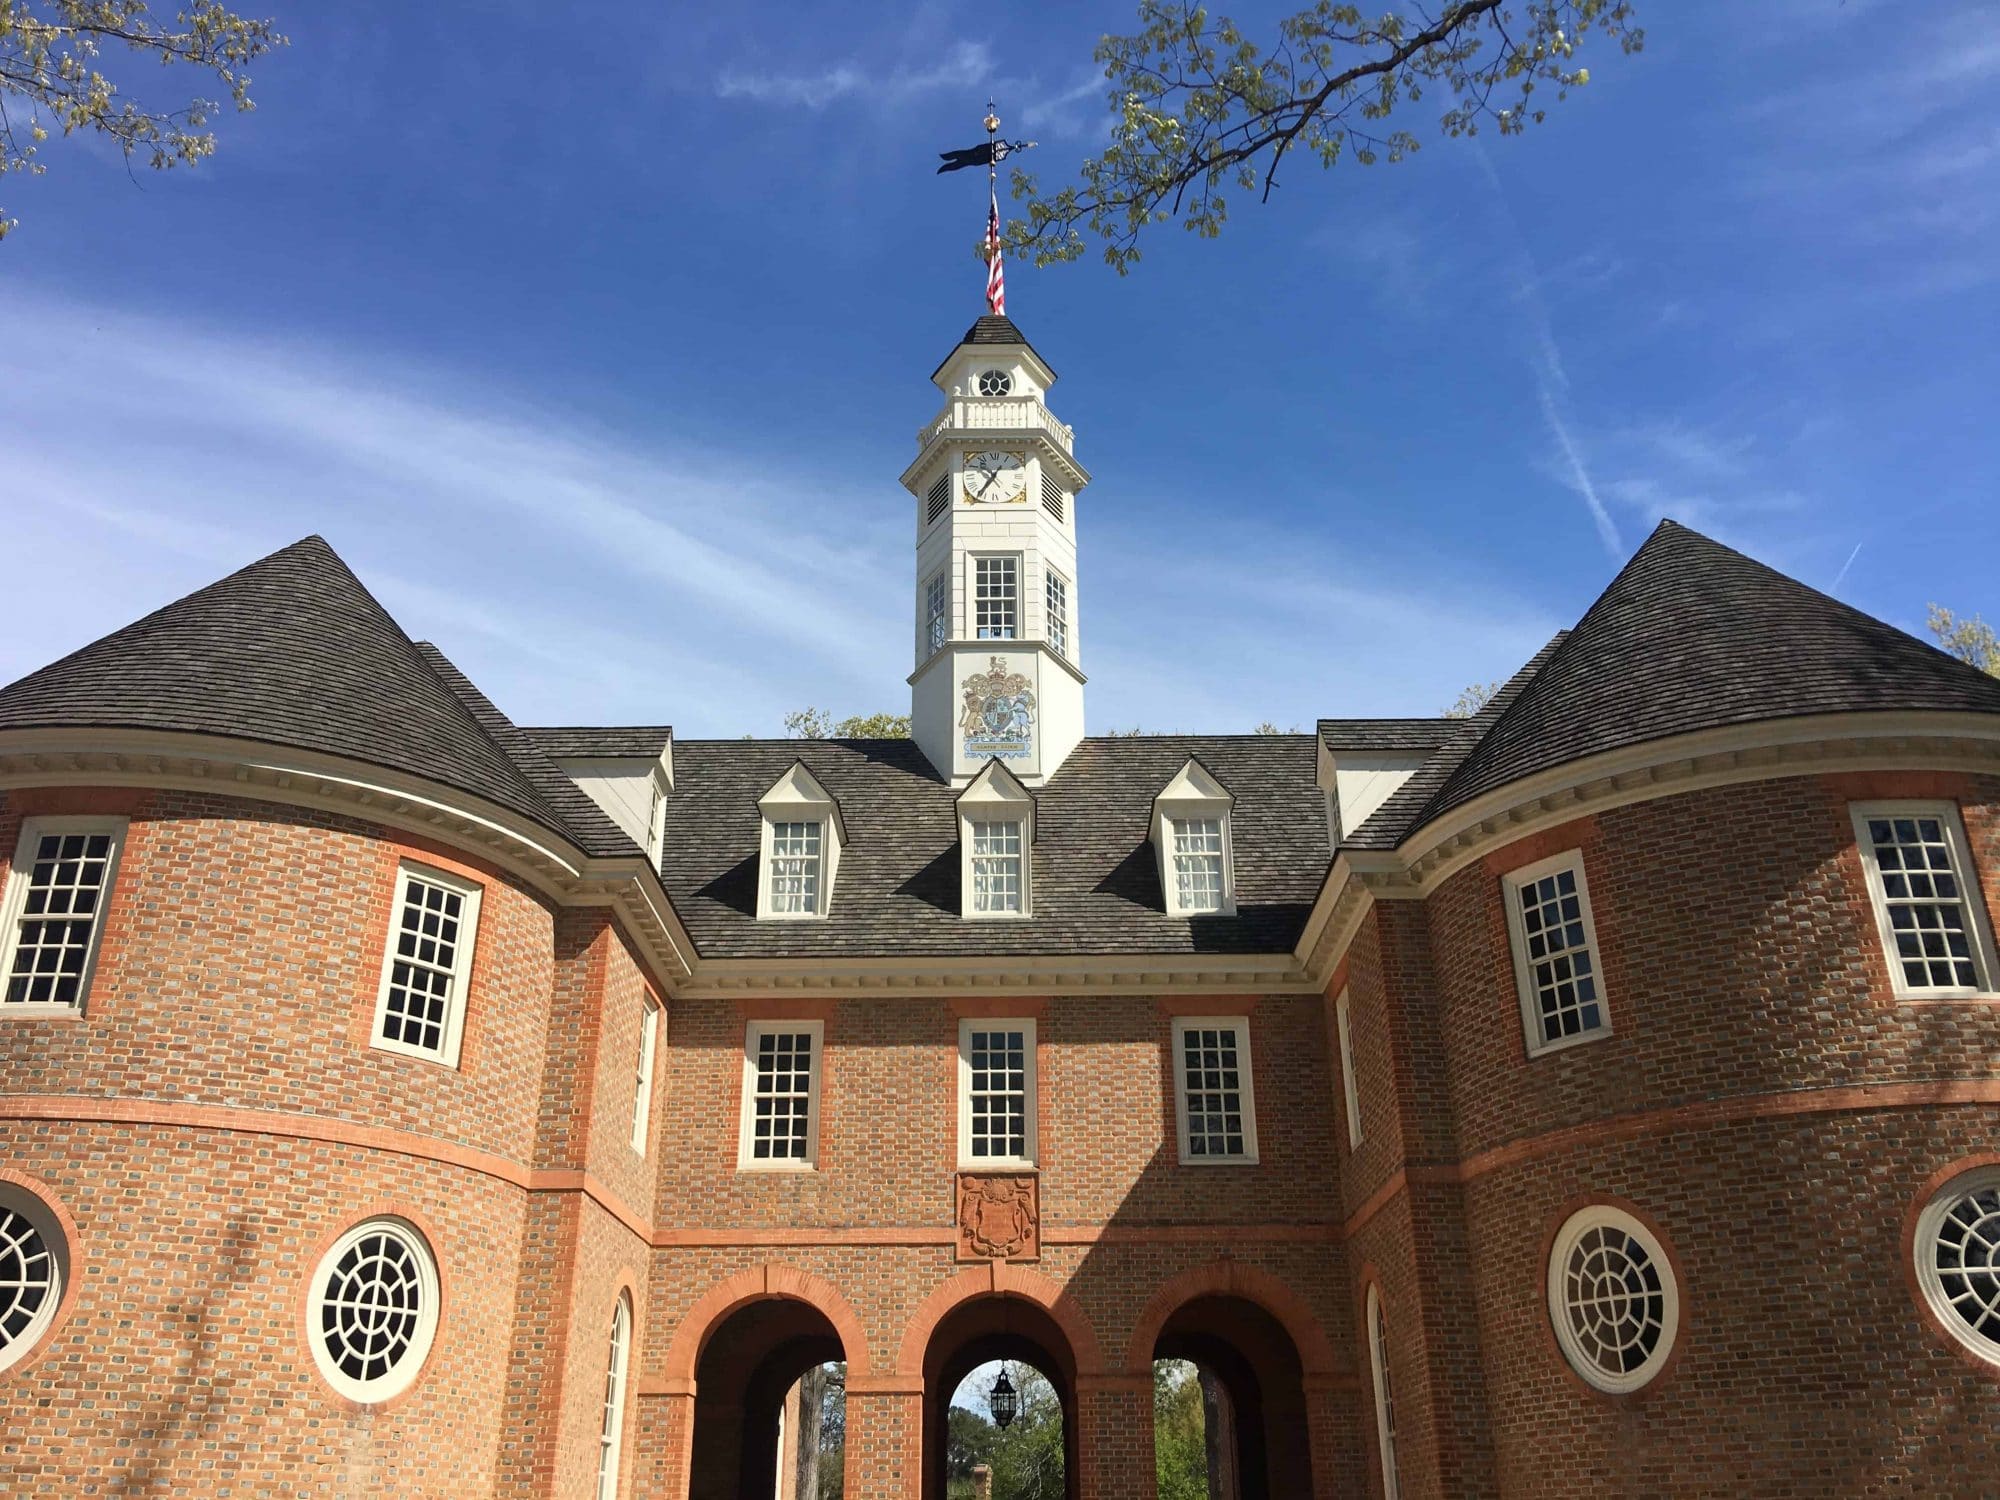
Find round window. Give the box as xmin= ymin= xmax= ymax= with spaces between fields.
xmin=1915 ymin=1166 xmax=2000 ymax=1365
xmin=308 ymin=1217 xmax=440 ymax=1402
xmin=976 ymin=369 xmax=1012 ymax=397
xmin=0 ymin=1185 xmax=67 ymax=1375
xmin=1547 ymin=1205 xmax=1678 ymax=1393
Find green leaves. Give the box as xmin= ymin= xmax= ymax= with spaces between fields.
xmin=1008 ymin=0 xmax=1643 ymax=272
xmin=0 ymin=0 xmax=285 ymax=238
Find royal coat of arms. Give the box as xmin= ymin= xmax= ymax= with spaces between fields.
xmin=955 ymin=1172 xmax=1040 ymax=1261
xmin=960 ymin=656 xmax=1036 ymax=760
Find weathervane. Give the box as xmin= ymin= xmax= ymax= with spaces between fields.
xmin=937 ymin=103 xmax=1037 ymax=315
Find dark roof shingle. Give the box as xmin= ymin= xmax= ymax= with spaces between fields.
xmin=661 ymin=734 xmax=1328 ymax=958
xmin=0 ymin=536 xmax=582 ymax=844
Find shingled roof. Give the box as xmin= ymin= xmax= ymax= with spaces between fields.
xmin=1350 ymin=521 xmax=2000 ymax=850
xmin=660 ymin=734 xmax=1328 ymax=958
xmin=1318 ymin=717 xmax=1453 ymax=753
xmin=932 ymin=314 xmax=1054 ymax=379
xmin=0 ymin=536 xmax=583 ymax=847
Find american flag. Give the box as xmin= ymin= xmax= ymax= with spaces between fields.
xmin=985 ymin=184 xmax=1006 ymax=316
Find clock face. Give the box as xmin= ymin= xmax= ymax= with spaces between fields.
xmin=963 ymin=450 xmax=1028 ymax=505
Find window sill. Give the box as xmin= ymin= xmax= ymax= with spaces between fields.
xmin=1176 ymin=1154 xmax=1261 ymax=1168
xmin=368 ymin=1039 xmax=463 ymax=1070
xmin=737 ymin=1161 xmax=819 ymax=1174
xmin=0 ymin=1003 xmax=87 ymax=1020
xmin=960 ymin=1159 xmax=1038 ymax=1173
xmin=1889 ymin=990 xmax=2000 ymax=1005
xmin=1525 ymin=1026 xmax=1614 ymax=1061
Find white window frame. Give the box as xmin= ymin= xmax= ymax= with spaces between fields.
xmin=0 ymin=815 xmax=127 ymax=1016
xmin=630 ymin=996 xmax=662 ymax=1155
xmin=596 ymin=1293 xmax=633 ymax=1500
xmin=968 ymin=819 xmax=1027 ymax=917
xmin=370 ymin=861 xmax=482 ymax=1069
xmin=0 ymin=1181 xmax=69 ymax=1375
xmin=971 ymin=553 xmax=1020 ymax=641
xmin=1335 ymin=988 xmax=1363 ymax=1150
xmin=1914 ymin=1164 xmax=2000 ymax=1367
xmin=1044 ymin=568 xmax=1070 ymax=658
xmin=957 ymin=1017 xmax=1038 ymax=1168
xmin=1546 ymin=1204 xmax=1680 ymax=1394
xmin=925 ymin=569 xmax=950 ymax=658
xmin=737 ymin=1019 xmax=825 ymax=1171
xmin=1501 ymin=850 xmax=1612 ymax=1058
xmin=1170 ymin=1015 xmax=1260 ymax=1165
xmin=306 ymin=1215 xmax=441 ymax=1404
xmin=1850 ymin=801 xmax=1999 ymax=999
xmin=1366 ymin=1285 xmax=1400 ymax=1500
xmin=765 ymin=819 xmax=825 ymax=917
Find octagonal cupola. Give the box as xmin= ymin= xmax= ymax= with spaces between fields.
xmin=903 ymin=315 xmax=1092 ymax=787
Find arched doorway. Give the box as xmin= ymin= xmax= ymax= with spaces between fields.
xmin=688 ymin=1298 xmax=847 ymax=1500
xmin=922 ymin=1295 xmax=1079 ymax=1500
xmin=1152 ymin=1296 xmax=1311 ymax=1499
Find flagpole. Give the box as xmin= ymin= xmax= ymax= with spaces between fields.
xmin=982 ymin=103 xmax=1003 ymax=316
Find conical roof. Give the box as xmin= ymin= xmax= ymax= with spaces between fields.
xmin=1405 ymin=520 xmax=2000 ymax=835
xmin=0 ymin=535 xmax=579 ymax=841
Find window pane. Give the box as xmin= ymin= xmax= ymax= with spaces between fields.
xmin=1180 ymin=1024 xmax=1249 ymax=1157
xmin=1866 ymin=811 xmax=1987 ymax=990
xmin=967 ymin=1026 xmax=1030 ymax=1160
xmin=1513 ymin=864 xmax=1606 ymax=1046
xmin=974 ymin=557 xmax=1017 ymax=640
xmin=4 ymin=828 xmax=118 ymax=1007
xmin=748 ymin=1028 xmax=816 ymax=1161
xmin=770 ymin=821 xmax=822 ymax=914
xmin=970 ymin=821 xmax=1024 ymax=913
xmin=379 ymin=874 xmax=466 ymax=1056
xmin=1171 ymin=817 xmax=1226 ymax=913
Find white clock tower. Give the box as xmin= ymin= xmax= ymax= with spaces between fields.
xmin=903 ymin=314 xmax=1090 ymax=786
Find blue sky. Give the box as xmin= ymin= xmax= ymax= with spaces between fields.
xmin=3 ymin=0 xmax=1996 ymax=736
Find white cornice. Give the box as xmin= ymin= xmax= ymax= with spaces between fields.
xmin=0 ymin=728 xmax=695 ymax=989
xmin=1291 ymin=712 xmax=2000 ymax=986
xmin=908 ymin=639 xmax=1087 ymax=691
xmin=676 ymin=950 xmax=1317 ymax=1000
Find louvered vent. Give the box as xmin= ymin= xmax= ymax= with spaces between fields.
xmin=1041 ymin=473 xmax=1065 ymax=522
xmin=927 ymin=473 xmax=951 ymax=524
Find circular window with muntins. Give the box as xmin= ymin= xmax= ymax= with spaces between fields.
xmin=1916 ymin=1166 xmax=2000 ymax=1366
xmin=1547 ymin=1205 xmax=1678 ymax=1393
xmin=0 ymin=1186 xmax=67 ymax=1375
xmin=976 ymin=369 xmax=1012 ymax=396
xmin=308 ymin=1217 xmax=440 ymax=1402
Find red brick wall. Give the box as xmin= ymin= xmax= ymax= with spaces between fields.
xmin=1337 ymin=771 xmax=2000 ymax=1498
xmin=0 ymin=1121 xmax=527 ymax=1496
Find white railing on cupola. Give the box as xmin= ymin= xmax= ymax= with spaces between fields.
xmin=916 ymin=398 xmax=1075 ymax=453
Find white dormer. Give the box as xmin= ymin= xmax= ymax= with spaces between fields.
xmin=1153 ymin=757 xmax=1237 ymax=917
xmin=957 ymin=759 xmax=1035 ymax=919
xmin=1315 ymin=735 xmax=1429 ymax=846
xmin=756 ymin=762 xmax=845 ymax=921
xmin=550 ymin=735 xmax=675 ymax=866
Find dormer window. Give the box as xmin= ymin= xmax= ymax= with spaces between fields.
xmin=1153 ymin=758 xmax=1237 ymax=917
xmin=756 ymin=763 xmax=845 ymax=920
xmin=958 ymin=760 xmax=1034 ymax=919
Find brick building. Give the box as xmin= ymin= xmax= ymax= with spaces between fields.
xmin=2 ymin=312 xmax=1999 ymax=1497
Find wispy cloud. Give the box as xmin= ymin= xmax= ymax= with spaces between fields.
xmin=717 ymin=40 xmax=991 ymax=109
xmin=1475 ymin=148 xmax=1621 ymax=558
xmin=0 ymin=289 xmax=912 ymax=733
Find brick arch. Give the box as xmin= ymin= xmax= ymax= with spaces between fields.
xmin=896 ymin=1264 xmax=1105 ymax=1376
xmin=661 ymin=1262 xmax=871 ymax=1381
xmin=1122 ymin=1260 xmax=1338 ymax=1377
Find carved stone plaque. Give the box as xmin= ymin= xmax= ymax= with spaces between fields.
xmin=955 ymin=1172 xmax=1040 ymax=1262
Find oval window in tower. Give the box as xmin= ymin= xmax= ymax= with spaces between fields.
xmin=976 ymin=368 xmax=1012 ymax=396
xmin=307 ymin=1216 xmax=441 ymax=1402
xmin=0 ymin=1183 xmax=70 ymax=1376
xmin=1914 ymin=1165 xmax=2000 ymax=1366
xmin=1546 ymin=1204 xmax=1680 ymax=1393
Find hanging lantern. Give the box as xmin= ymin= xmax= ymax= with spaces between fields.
xmin=990 ymin=1365 xmax=1018 ymax=1429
